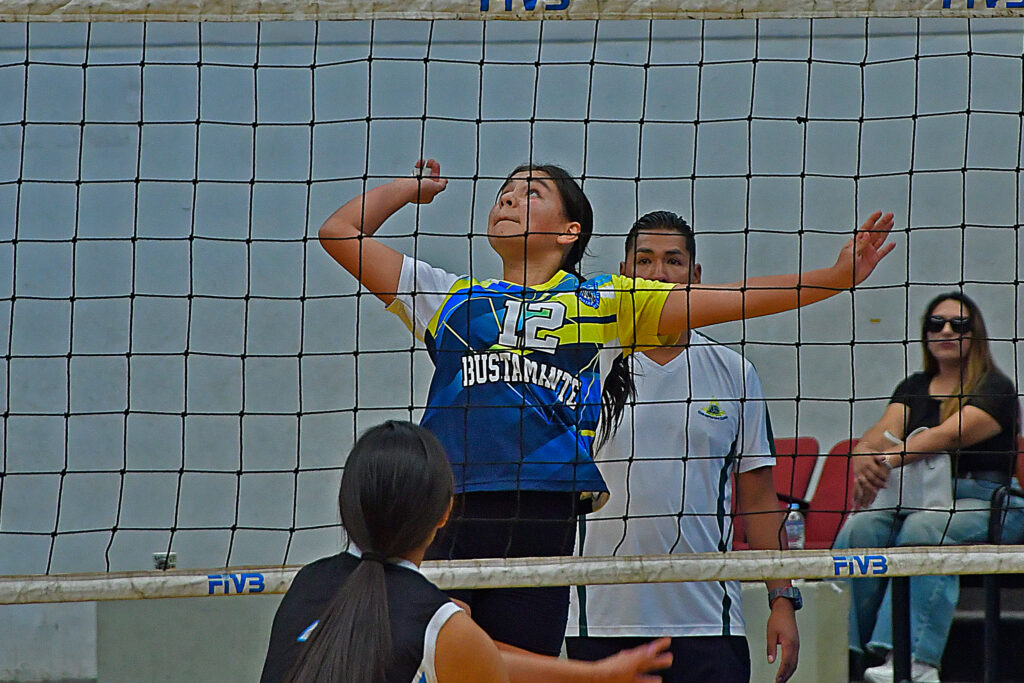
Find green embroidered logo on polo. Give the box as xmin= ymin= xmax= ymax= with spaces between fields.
xmin=698 ymin=400 xmax=728 ymax=421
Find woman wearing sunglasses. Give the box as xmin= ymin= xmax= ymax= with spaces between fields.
xmin=834 ymin=292 xmax=1023 ymax=683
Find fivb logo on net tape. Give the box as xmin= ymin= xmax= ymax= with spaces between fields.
xmin=832 ymin=554 xmax=889 ymax=577
xmin=207 ymin=572 xmax=266 ymax=595
xmin=942 ymin=1 xmax=1024 ymax=6
xmin=480 ymin=0 xmax=569 ymax=10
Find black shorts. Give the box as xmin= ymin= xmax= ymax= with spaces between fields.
xmin=425 ymin=490 xmax=579 ymax=656
xmin=565 ymin=635 xmax=751 ymax=683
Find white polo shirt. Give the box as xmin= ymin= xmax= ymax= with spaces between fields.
xmin=567 ymin=332 xmax=774 ymax=638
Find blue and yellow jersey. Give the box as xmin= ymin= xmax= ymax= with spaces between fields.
xmin=387 ymin=256 xmax=676 ymax=494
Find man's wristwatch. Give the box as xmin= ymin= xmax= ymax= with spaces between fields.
xmin=768 ymin=586 xmax=803 ymax=611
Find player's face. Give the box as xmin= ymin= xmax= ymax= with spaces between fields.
xmin=620 ymin=228 xmax=700 ymax=285
xmin=488 ymin=171 xmax=578 ymax=248
xmin=925 ymin=298 xmax=972 ymax=363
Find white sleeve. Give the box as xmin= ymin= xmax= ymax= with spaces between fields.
xmin=385 ymin=255 xmax=461 ymax=341
xmin=422 ymin=601 xmax=463 ymax=683
xmin=736 ymin=361 xmax=775 ymax=473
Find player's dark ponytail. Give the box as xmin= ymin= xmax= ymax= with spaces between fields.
xmin=597 ymin=353 xmax=638 ymax=448
xmin=288 ymin=421 xmax=453 ymax=683
xmin=598 ymin=212 xmax=696 ymax=448
xmin=505 ymin=163 xmax=593 ymax=280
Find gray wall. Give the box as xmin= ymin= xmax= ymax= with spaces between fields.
xmin=1 ymin=19 xmax=1023 ymax=581
xmin=0 ymin=602 xmax=96 ymax=681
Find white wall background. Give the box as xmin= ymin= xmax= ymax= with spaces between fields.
xmin=0 ymin=18 xmax=1022 ymax=584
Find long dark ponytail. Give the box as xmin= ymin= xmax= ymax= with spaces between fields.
xmin=288 ymin=421 xmax=453 ymax=683
xmin=503 ymin=163 xmax=593 ymax=280
xmin=598 ymin=212 xmax=696 ymax=448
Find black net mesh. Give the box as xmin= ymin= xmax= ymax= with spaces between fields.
xmin=1 ymin=18 xmax=1022 ymax=578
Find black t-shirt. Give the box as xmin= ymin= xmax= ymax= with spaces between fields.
xmin=890 ymin=371 xmax=1020 ymax=476
xmin=260 ymin=552 xmax=457 ymax=683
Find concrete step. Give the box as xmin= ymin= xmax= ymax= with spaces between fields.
xmin=958 ymin=585 xmax=1024 ymax=613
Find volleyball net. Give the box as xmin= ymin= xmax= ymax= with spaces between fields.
xmin=2 ymin=3 xmax=1024 ymax=603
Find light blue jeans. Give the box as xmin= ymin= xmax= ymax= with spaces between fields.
xmin=833 ymin=478 xmax=1024 ymax=667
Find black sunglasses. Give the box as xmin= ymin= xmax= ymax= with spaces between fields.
xmin=925 ymin=315 xmax=972 ymax=334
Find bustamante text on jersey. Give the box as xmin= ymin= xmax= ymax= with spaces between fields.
xmin=460 ymin=351 xmax=582 ymax=407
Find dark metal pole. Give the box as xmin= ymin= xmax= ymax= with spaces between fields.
xmin=984 ymin=573 xmax=1000 ymax=683
xmin=984 ymin=486 xmax=1010 ymax=683
xmin=892 ymin=575 xmax=912 ymax=683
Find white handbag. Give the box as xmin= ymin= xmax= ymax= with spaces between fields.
xmin=868 ymin=427 xmax=953 ymax=512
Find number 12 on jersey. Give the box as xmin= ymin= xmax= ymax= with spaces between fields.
xmin=496 ymin=300 xmax=565 ymax=353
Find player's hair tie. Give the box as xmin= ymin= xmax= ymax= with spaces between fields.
xmin=361 ymin=551 xmax=387 ymax=564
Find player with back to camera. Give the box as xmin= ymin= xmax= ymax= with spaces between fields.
xmin=260 ymin=419 xmax=674 ymax=683
xmin=316 ymin=157 xmax=894 ymax=655
xmin=566 ymin=211 xmax=799 ymax=683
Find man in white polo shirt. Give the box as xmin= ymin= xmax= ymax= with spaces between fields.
xmin=566 ymin=211 xmax=801 ymax=683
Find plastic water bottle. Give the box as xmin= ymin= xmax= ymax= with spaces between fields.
xmin=785 ymin=503 xmax=805 ymax=550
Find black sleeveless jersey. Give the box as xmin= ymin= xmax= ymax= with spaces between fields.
xmin=260 ymin=552 xmax=459 ymax=683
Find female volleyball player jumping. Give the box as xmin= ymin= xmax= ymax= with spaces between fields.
xmin=317 ymin=158 xmax=894 ymax=655
xmin=260 ymin=420 xmax=673 ymax=682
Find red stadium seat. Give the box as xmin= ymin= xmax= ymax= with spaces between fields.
xmin=731 ymin=436 xmax=820 ymax=550
xmin=771 ymin=436 xmax=821 ymax=502
xmin=804 ymin=439 xmax=859 ymax=549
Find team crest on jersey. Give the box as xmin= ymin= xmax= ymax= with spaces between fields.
xmin=698 ymin=400 xmax=728 ymax=420
xmin=576 ymin=282 xmax=601 ymax=308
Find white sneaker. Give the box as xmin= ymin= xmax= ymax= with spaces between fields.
xmin=863 ymin=656 xmax=940 ymax=683
xmin=910 ymin=661 xmax=940 ymax=683
xmin=862 ymin=652 xmax=893 ymax=683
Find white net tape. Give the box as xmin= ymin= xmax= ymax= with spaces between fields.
xmin=1 ymin=0 xmax=1023 ymax=22
xmin=3 ymin=545 xmax=1023 ymax=604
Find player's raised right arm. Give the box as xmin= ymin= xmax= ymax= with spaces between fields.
xmin=318 ymin=158 xmax=447 ymax=305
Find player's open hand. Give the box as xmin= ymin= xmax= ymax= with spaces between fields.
xmin=406 ymin=158 xmax=448 ymax=204
xmin=590 ymin=637 xmax=672 ymax=683
xmin=834 ymin=211 xmax=896 ymax=286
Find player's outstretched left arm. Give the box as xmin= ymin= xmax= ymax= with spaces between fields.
xmin=657 ymin=212 xmax=895 ymax=336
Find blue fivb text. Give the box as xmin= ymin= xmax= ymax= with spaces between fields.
xmin=942 ymin=1 xmax=1024 ymax=7
xmin=207 ymin=573 xmax=266 ymax=595
xmin=832 ymin=555 xmax=889 ymax=576
xmin=480 ymin=0 xmax=570 ymax=11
